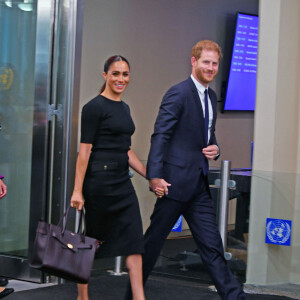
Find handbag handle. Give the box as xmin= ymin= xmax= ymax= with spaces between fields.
xmin=76 ymin=207 xmax=87 ymax=236
xmin=58 ymin=206 xmax=87 ymax=240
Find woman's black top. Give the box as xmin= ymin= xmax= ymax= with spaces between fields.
xmin=80 ymin=94 xmax=135 ymax=152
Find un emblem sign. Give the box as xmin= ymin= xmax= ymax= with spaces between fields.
xmin=265 ymin=218 xmax=292 ymax=246
xmin=0 ymin=66 xmax=14 ymax=90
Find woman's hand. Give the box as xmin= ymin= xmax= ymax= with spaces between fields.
xmin=149 ymin=178 xmax=171 ymax=197
xmin=70 ymin=191 xmax=84 ymax=211
xmin=71 ymin=143 xmax=92 ymax=211
xmin=154 ymin=187 xmax=165 ymax=198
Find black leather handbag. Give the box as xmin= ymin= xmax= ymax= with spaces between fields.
xmin=30 ymin=206 xmax=98 ymax=283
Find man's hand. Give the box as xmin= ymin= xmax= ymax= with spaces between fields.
xmin=149 ymin=178 xmax=171 ymax=197
xmin=202 ymin=145 xmax=219 ymax=160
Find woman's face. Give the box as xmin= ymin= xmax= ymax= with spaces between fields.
xmin=103 ymin=61 xmax=130 ymax=96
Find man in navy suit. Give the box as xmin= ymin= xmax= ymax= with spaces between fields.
xmin=125 ymin=40 xmax=247 ymax=300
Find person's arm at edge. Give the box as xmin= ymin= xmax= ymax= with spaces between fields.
xmin=70 ymin=143 xmax=92 ymax=211
xmin=0 ymin=177 xmax=7 ymax=199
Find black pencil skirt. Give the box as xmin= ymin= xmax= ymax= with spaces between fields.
xmin=83 ymin=150 xmax=144 ymax=258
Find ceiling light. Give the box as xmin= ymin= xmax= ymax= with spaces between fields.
xmin=4 ymin=0 xmax=12 ymax=7
xmin=18 ymin=0 xmax=33 ymax=12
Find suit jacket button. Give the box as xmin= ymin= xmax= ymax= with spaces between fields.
xmin=104 ymin=165 xmax=107 ymax=170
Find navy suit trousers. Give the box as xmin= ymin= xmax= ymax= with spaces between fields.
xmin=124 ymin=174 xmax=247 ymax=300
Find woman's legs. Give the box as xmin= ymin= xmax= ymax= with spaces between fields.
xmin=77 ymin=283 xmax=89 ymax=300
xmin=126 ymin=254 xmax=145 ymax=300
xmin=76 ymin=255 xmax=145 ymax=300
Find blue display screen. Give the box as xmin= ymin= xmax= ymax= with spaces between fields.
xmin=224 ymin=13 xmax=259 ymax=111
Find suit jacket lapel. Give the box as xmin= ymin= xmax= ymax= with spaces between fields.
xmin=188 ymin=78 xmax=207 ymax=145
xmin=208 ymin=88 xmax=217 ymax=121
xmin=208 ymin=88 xmax=217 ymax=144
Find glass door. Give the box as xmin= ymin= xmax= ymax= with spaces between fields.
xmin=0 ymin=0 xmax=82 ymax=282
xmin=0 ymin=0 xmax=46 ymax=282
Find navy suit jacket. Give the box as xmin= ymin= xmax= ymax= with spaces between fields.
xmin=147 ymin=77 xmax=219 ymax=202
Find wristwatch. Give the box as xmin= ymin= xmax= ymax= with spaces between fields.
xmin=0 ymin=175 xmax=4 ymax=180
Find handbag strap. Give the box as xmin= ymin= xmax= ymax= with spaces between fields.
xmin=57 ymin=205 xmax=71 ymax=230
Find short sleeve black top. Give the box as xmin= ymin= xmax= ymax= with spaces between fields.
xmin=80 ymin=95 xmax=135 ymax=152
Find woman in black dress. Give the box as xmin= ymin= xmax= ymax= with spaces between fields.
xmin=71 ymin=56 xmax=163 ymax=300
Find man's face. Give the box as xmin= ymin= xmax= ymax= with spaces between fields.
xmin=191 ymin=49 xmax=220 ymax=87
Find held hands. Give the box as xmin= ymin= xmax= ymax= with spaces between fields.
xmin=70 ymin=191 xmax=84 ymax=211
xmin=149 ymin=178 xmax=171 ymax=198
xmin=202 ymin=145 xmax=218 ymax=160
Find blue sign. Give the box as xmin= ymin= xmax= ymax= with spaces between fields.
xmin=224 ymin=13 xmax=259 ymax=111
xmin=172 ymin=215 xmax=183 ymax=232
xmin=265 ymin=218 xmax=292 ymax=246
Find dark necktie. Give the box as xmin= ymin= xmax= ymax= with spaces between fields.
xmin=204 ymin=89 xmax=209 ymax=145
xmin=202 ymin=89 xmax=209 ymax=176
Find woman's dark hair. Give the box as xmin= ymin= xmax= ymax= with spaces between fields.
xmin=100 ymin=55 xmax=130 ymax=93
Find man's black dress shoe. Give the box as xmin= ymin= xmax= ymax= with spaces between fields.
xmin=0 ymin=279 xmax=8 ymax=287
xmin=0 ymin=288 xmax=14 ymax=299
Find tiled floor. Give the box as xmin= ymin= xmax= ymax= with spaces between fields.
xmin=244 ymin=284 xmax=300 ymax=300
xmin=6 ymin=275 xmax=300 ymax=300
xmin=4 ymin=277 xmax=300 ymax=299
